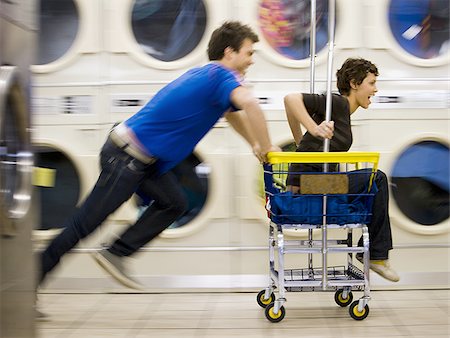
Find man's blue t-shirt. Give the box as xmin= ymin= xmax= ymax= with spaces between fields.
xmin=125 ymin=63 xmax=241 ymax=173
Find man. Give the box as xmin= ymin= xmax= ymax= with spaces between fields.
xmin=39 ymin=21 xmax=280 ymax=289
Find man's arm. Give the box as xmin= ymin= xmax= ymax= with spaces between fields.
xmin=224 ymin=110 xmax=262 ymax=159
xmin=230 ymin=86 xmax=276 ymax=159
xmin=224 ymin=110 xmax=256 ymax=146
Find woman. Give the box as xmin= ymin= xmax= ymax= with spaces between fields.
xmin=284 ymin=58 xmax=399 ymax=282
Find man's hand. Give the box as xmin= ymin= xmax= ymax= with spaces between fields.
xmin=252 ymin=143 xmax=263 ymax=162
xmin=257 ymin=145 xmax=282 ymax=163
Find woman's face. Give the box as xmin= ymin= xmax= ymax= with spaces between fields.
xmin=354 ymin=73 xmax=378 ymax=109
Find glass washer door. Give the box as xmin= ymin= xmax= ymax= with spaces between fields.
xmin=391 ymin=139 xmax=449 ymax=232
xmin=135 ymin=152 xmax=209 ymax=231
xmin=257 ymin=0 xmax=329 ymax=61
xmin=36 ymin=0 xmax=79 ymax=65
xmin=388 ymin=0 xmax=449 ymax=60
xmin=0 ymin=66 xmax=33 ymax=235
xmin=131 ymin=0 xmax=207 ymax=62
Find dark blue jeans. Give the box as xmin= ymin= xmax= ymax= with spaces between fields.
xmin=354 ymin=169 xmax=393 ymax=260
xmin=40 ymin=138 xmax=188 ymax=283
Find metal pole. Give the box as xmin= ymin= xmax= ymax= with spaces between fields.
xmin=308 ymin=0 xmax=317 ymax=279
xmin=322 ymin=0 xmax=336 ymax=291
xmin=309 ymin=0 xmax=317 ymax=94
xmin=323 ymin=0 xmax=336 ymax=152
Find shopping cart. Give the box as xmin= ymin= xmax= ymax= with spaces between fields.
xmin=257 ymin=151 xmax=379 ymax=322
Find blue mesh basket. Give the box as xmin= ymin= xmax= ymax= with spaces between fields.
xmin=268 ymin=188 xmax=376 ymax=225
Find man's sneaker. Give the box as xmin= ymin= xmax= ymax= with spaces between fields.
xmin=32 ymin=228 xmax=63 ymax=242
xmin=93 ymin=249 xmax=144 ymax=290
xmin=355 ymin=254 xmax=400 ymax=282
xmin=35 ymin=308 xmax=49 ymax=322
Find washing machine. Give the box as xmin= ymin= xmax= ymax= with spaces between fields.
xmin=235 ymin=0 xmax=365 ymax=220
xmin=348 ymin=0 xmax=450 ymax=288
xmin=1 ymin=0 xmax=38 ymax=334
xmin=31 ymin=0 xmax=115 ymax=279
xmin=30 ymin=0 xmax=107 ymax=249
xmin=231 ymin=0 xmax=450 ymax=289
xmin=100 ymin=0 xmax=232 ymax=215
xmin=39 ymin=0 xmax=252 ymax=291
xmin=227 ymin=0 xmax=364 ymax=280
xmin=100 ymin=0 xmax=251 ymax=286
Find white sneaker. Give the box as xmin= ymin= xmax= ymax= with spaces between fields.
xmin=93 ymin=249 xmax=144 ymax=290
xmin=32 ymin=228 xmax=64 ymax=242
xmin=355 ymin=254 xmax=400 ymax=282
xmin=369 ymin=260 xmax=400 ymax=282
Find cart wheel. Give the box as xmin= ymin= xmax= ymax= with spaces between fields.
xmin=334 ymin=289 xmax=353 ymax=307
xmin=256 ymin=290 xmax=275 ymax=308
xmin=265 ymin=302 xmax=286 ymax=323
xmin=349 ymin=301 xmax=369 ymax=320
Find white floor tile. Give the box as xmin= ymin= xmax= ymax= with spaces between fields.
xmin=37 ymin=290 xmax=450 ymax=338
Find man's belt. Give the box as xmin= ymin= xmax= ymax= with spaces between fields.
xmin=109 ymin=127 xmax=157 ymax=165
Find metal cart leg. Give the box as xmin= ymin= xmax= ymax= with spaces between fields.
xmin=257 ymin=224 xmax=277 ymax=309
xmin=362 ymin=225 xmax=371 ymax=298
xmin=276 ymin=229 xmax=286 ymax=304
xmin=266 ymin=232 xmax=287 ymax=323
xmin=262 ymin=225 xmax=287 ymax=323
xmin=269 ymin=224 xmax=276 ymax=283
xmin=348 ymin=224 xmax=371 ymax=321
xmin=308 ymin=228 xmax=314 ymax=278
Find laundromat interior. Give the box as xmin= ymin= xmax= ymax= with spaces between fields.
xmin=1 ymin=1 xmax=448 ymax=337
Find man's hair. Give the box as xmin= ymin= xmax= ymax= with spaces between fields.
xmin=336 ymin=58 xmax=379 ymax=95
xmin=207 ymin=21 xmax=259 ymax=61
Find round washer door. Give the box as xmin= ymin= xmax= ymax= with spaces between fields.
xmin=390 ymin=139 xmax=449 ymax=234
xmin=131 ymin=0 xmax=207 ymax=62
xmin=0 ymin=66 xmax=33 ymax=235
xmin=254 ymin=0 xmax=333 ymax=67
xmin=36 ymin=0 xmax=79 ymax=65
xmin=388 ymin=0 xmax=449 ymax=60
xmin=384 ymin=0 xmax=450 ymax=66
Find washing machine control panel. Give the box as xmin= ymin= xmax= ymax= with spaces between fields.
xmin=371 ymin=91 xmax=449 ymax=109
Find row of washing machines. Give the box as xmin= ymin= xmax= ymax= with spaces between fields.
xmin=33 ymin=0 xmax=449 ymax=291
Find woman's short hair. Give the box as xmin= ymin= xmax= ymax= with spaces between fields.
xmin=336 ymin=58 xmax=379 ymax=95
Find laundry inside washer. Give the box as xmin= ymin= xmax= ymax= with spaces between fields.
xmin=391 ymin=140 xmax=449 ymax=225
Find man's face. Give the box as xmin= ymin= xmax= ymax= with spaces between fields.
xmin=230 ymin=38 xmax=255 ymax=76
xmin=354 ymin=73 xmax=378 ymax=109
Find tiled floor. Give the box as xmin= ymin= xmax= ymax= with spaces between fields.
xmin=37 ymin=289 xmax=449 ymax=338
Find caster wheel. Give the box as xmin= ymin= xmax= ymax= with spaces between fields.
xmin=256 ymin=290 xmax=275 ymax=308
xmin=334 ymin=289 xmax=353 ymax=307
xmin=349 ymin=300 xmax=370 ymax=320
xmin=265 ymin=302 xmax=286 ymax=323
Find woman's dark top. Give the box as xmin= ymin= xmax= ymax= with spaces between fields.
xmin=287 ymin=93 xmax=353 ymax=186
xmin=298 ymin=93 xmax=352 ymax=152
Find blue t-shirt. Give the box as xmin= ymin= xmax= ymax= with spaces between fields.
xmin=125 ymin=63 xmax=241 ymax=173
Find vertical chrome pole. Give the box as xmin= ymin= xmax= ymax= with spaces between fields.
xmin=323 ymin=0 xmax=336 ymax=152
xmin=308 ymin=0 xmax=317 ymax=278
xmin=322 ymin=0 xmax=336 ymax=291
xmin=309 ymin=0 xmax=317 ymax=94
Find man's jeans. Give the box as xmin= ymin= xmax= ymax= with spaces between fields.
xmin=40 ymin=138 xmax=187 ymax=283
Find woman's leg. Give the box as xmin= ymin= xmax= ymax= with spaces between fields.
xmin=350 ymin=169 xmax=393 ymax=260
